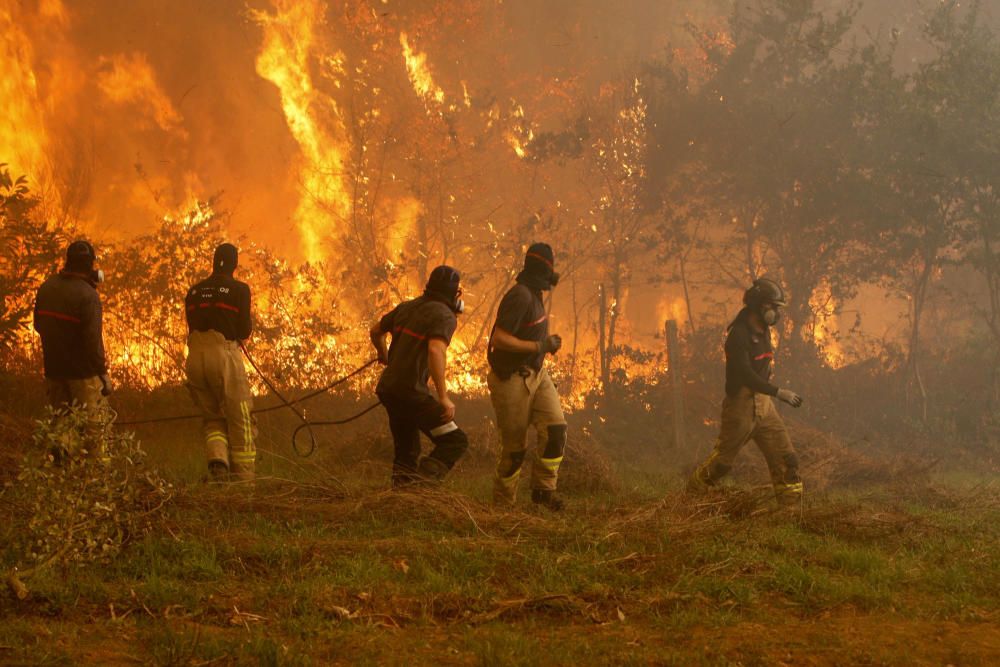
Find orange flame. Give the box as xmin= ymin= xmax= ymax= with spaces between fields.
xmin=399 ymin=32 xmax=445 ymax=106
xmin=97 ymin=53 xmax=184 ymax=134
xmin=0 ymin=1 xmax=61 ymax=196
xmin=809 ymin=279 xmax=846 ymax=368
xmin=252 ymin=0 xmax=350 ymax=265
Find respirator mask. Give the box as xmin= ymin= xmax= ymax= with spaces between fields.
xmin=760 ymin=304 xmax=780 ymax=326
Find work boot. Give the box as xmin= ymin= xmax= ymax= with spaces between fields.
xmin=392 ymin=463 xmax=421 ymax=489
xmin=531 ymin=488 xmax=564 ymax=511
xmin=208 ymin=460 xmax=229 ymax=482
xmin=686 ymin=469 xmax=713 ymax=494
xmin=774 ymin=481 xmax=803 ymax=509
xmin=415 ymin=456 xmax=450 ymax=484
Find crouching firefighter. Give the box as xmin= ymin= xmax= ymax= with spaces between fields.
xmin=370 ymin=266 xmax=470 ymax=486
xmin=487 ymin=243 xmax=568 ymax=510
xmin=33 ymin=240 xmax=112 ymax=463
xmin=184 ymin=243 xmax=256 ymax=482
xmin=688 ymin=278 xmax=805 ymax=506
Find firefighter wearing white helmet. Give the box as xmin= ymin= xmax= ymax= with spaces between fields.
xmin=688 ymin=277 xmax=804 ymax=506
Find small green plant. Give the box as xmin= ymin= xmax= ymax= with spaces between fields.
xmin=4 ymin=405 xmax=173 ymax=598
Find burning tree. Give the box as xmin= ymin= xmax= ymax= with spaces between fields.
xmin=0 ymin=165 xmax=64 ymax=370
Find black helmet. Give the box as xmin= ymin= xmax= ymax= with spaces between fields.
xmin=66 ymin=240 xmax=96 ymax=272
xmin=425 ymin=265 xmax=463 ymax=313
xmin=743 ymin=278 xmax=787 ymax=307
xmin=517 ymin=242 xmax=560 ymax=291
xmin=213 ymin=243 xmax=238 ymax=274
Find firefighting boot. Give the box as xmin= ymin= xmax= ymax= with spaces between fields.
xmin=774 ymin=481 xmax=804 ymax=509
xmin=687 ymin=466 xmax=713 ymax=494
xmin=415 ymin=456 xmax=450 ymax=484
xmin=208 ymin=460 xmax=230 ymax=483
xmin=688 ymin=455 xmax=731 ymax=494
xmin=391 ymin=464 xmax=421 ymax=489
xmin=531 ymin=488 xmax=565 ymax=511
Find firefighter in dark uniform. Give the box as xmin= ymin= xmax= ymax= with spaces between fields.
xmin=369 ymin=265 xmax=470 ymax=486
xmin=184 ymin=243 xmax=255 ymax=481
xmin=688 ymin=278 xmax=805 ymax=506
xmin=33 ymin=240 xmax=111 ymax=462
xmin=487 ymin=243 xmax=567 ymax=510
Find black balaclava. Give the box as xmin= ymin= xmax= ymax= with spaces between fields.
xmin=213 ymin=243 xmax=238 ymax=275
xmin=516 ymin=242 xmax=558 ymax=292
xmin=65 ymin=240 xmax=96 ymax=274
xmin=425 ymin=265 xmax=462 ymax=312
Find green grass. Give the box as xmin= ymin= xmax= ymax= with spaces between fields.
xmin=3 ymin=442 xmax=1000 ymax=665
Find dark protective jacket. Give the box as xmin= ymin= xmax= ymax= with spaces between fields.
xmin=724 ymin=309 xmax=779 ymax=397
xmin=487 ymin=282 xmax=548 ymax=379
xmin=185 ymin=273 xmax=252 ymax=341
xmin=375 ymin=295 xmax=457 ymax=399
xmin=33 ymin=271 xmax=107 ymax=379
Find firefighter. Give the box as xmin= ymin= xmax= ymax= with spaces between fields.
xmin=487 ymin=243 xmax=567 ymax=510
xmin=33 ymin=240 xmax=111 ymax=462
xmin=688 ymin=277 xmax=805 ymax=506
xmin=370 ymin=265 xmax=470 ymax=486
xmin=184 ymin=243 xmax=256 ymax=482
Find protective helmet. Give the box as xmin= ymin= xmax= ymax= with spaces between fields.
xmin=518 ymin=242 xmax=559 ymax=290
xmin=425 ymin=265 xmax=463 ymax=313
xmin=66 ymin=240 xmax=96 ymax=269
xmin=213 ymin=243 xmax=238 ymax=273
xmin=743 ymin=278 xmax=787 ymax=308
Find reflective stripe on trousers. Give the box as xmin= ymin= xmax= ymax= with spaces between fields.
xmin=185 ymin=330 xmax=256 ymax=478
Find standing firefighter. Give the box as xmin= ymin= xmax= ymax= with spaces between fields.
xmin=33 ymin=240 xmax=111 ymax=462
xmin=688 ymin=278 xmax=805 ymax=506
xmin=184 ymin=243 xmax=256 ymax=482
xmin=487 ymin=243 xmax=567 ymax=510
xmin=370 ymin=266 xmax=469 ymax=486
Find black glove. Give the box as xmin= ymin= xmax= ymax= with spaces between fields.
xmin=538 ymin=334 xmax=563 ymax=355
xmin=776 ymin=388 xmax=802 ymax=408
xmin=99 ymin=374 xmax=113 ymax=397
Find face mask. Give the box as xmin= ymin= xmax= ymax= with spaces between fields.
xmin=550 ymin=271 xmax=560 ymax=288
xmin=92 ymin=269 xmax=105 ymax=285
xmin=761 ymin=306 xmax=780 ymax=326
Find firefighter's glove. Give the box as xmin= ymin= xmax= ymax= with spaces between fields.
xmin=99 ymin=374 xmax=113 ymax=397
xmin=776 ymin=388 xmax=802 ymax=408
xmin=538 ymin=334 xmax=563 ymax=355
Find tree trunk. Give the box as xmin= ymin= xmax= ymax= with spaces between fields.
xmin=907 ymin=257 xmax=934 ymax=426
xmin=678 ymin=251 xmax=697 ymax=335
xmin=598 ymin=283 xmax=609 ymax=391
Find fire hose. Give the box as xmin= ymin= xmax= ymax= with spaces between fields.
xmin=116 ymin=350 xmax=381 ymax=458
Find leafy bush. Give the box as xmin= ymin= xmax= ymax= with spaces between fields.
xmin=4 ymin=406 xmax=172 ymax=597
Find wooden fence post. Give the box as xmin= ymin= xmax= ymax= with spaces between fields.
xmin=665 ymin=319 xmax=685 ymax=451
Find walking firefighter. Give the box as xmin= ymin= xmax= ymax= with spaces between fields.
xmin=33 ymin=240 xmax=112 ymax=463
xmin=184 ymin=243 xmax=256 ymax=482
xmin=688 ymin=278 xmax=805 ymax=506
xmin=487 ymin=242 xmax=567 ymax=510
xmin=369 ymin=265 xmax=470 ymax=486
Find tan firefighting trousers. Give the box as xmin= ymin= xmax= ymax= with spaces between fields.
xmin=46 ymin=376 xmax=110 ymax=463
xmin=185 ymin=330 xmax=256 ymax=480
xmin=488 ymin=367 xmax=567 ymax=505
xmin=692 ymin=387 xmax=803 ymax=505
